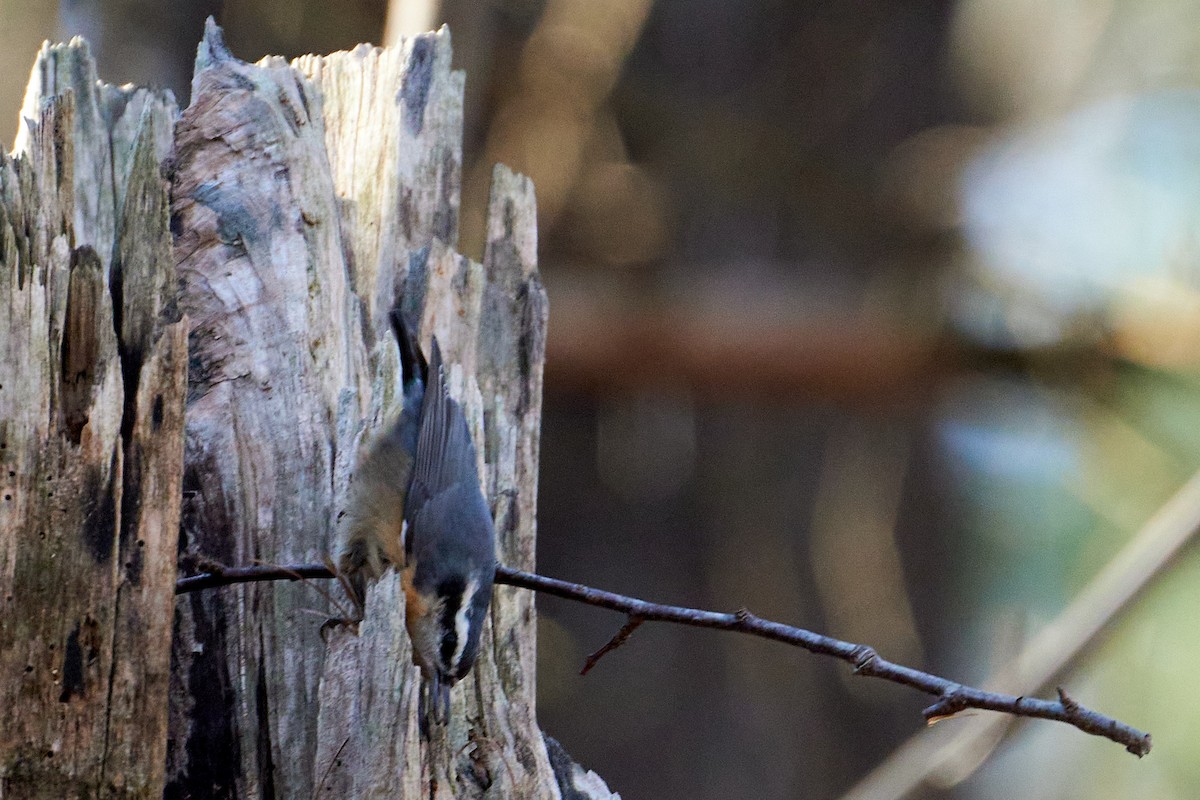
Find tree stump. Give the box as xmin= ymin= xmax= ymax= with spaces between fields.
xmin=3 ymin=19 xmax=617 ymax=800
xmin=167 ymin=20 xmax=619 ymax=796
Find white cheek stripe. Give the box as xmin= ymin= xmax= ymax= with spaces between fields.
xmin=451 ymin=577 xmax=478 ymax=670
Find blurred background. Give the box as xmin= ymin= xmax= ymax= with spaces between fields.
xmin=5 ymin=1 xmax=1200 ymax=798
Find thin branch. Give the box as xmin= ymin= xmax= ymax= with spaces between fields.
xmin=175 ymin=563 xmax=336 ymax=593
xmin=175 ymin=561 xmax=1152 ymax=756
xmin=581 ymin=615 xmax=644 ymax=676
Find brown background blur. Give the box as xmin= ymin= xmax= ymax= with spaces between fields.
xmin=5 ymin=1 xmax=1200 ymax=798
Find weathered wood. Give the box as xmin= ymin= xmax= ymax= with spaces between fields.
xmin=296 ymin=31 xmax=567 ymax=797
xmin=0 ymin=39 xmax=183 ymax=798
xmin=167 ymin=20 xmax=618 ymax=798
xmin=168 ymin=21 xmax=369 ymax=798
xmin=292 ymin=32 xmax=463 ymax=332
xmin=166 ymin=20 xmax=573 ymax=797
xmin=4 ymin=23 xmax=616 ymax=800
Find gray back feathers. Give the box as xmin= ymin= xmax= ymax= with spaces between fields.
xmin=405 ymin=338 xmax=496 ymax=571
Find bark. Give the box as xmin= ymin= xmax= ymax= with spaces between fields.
xmin=0 ymin=39 xmax=184 ymax=799
xmin=166 ymin=19 xmax=617 ymax=800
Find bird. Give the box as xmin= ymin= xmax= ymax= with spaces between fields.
xmin=337 ymin=309 xmax=497 ymax=729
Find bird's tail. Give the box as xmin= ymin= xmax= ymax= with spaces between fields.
xmin=390 ymin=307 xmax=427 ymax=392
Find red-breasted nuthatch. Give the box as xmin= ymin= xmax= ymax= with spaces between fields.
xmin=338 ymin=310 xmax=496 ymax=728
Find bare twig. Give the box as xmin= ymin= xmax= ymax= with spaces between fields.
xmin=175 ymin=563 xmax=336 ymax=593
xmin=175 ymin=562 xmax=1152 ymax=756
xmin=581 ymin=615 xmax=644 ymax=675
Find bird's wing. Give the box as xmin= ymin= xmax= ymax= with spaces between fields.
xmin=405 ymin=337 xmax=481 ymax=527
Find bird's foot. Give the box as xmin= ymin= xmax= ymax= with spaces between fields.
xmin=319 ymin=614 xmax=362 ymax=641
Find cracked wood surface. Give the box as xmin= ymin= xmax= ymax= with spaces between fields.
xmin=0 ymin=39 xmax=184 ymax=798
xmin=167 ymin=20 xmax=616 ymax=799
xmin=2 ymin=23 xmax=615 ymax=800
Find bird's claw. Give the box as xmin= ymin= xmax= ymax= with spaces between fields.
xmin=319 ymin=615 xmax=361 ymax=641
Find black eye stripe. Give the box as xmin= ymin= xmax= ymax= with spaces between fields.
xmin=436 ymin=576 xmax=466 ymax=598
xmin=437 ymin=579 xmax=464 ymax=668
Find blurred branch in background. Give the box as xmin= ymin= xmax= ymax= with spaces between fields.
xmin=456 ymin=0 xmax=657 ymax=259
xmin=840 ymin=464 xmax=1200 ymax=800
xmin=541 ymin=274 xmax=1200 ymax=403
xmin=811 ymin=424 xmax=924 ymax=677
xmin=542 ymin=285 xmax=1126 ymax=404
xmin=385 ymin=0 xmax=440 ymax=46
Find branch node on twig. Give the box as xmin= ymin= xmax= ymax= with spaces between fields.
xmin=923 ymin=685 xmax=969 ymax=723
xmin=734 ymin=607 xmax=754 ymax=626
xmin=581 ymin=615 xmax=645 ymax=675
xmin=1056 ymin=687 xmax=1080 ymax=715
xmin=852 ymin=646 xmax=878 ymax=674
